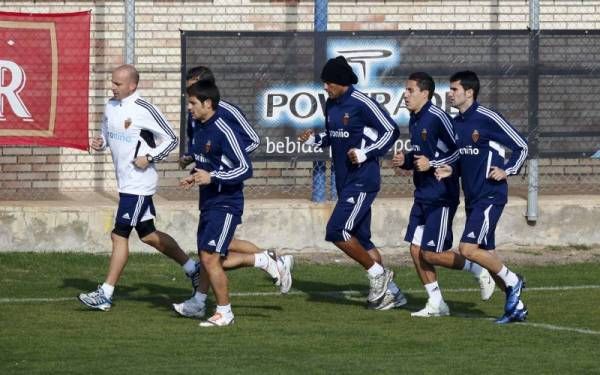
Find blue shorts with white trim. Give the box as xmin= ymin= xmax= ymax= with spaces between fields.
xmin=115 ymin=193 xmax=156 ymax=227
xmin=325 ymin=189 xmax=377 ymax=248
xmin=461 ymin=202 xmax=505 ymax=250
xmin=405 ymin=203 xmax=457 ymax=252
xmin=197 ymin=209 xmax=241 ymax=256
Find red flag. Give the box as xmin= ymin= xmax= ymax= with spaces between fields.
xmin=0 ymin=11 xmax=90 ymax=150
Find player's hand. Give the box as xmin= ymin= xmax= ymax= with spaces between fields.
xmin=133 ymin=156 xmax=150 ymax=170
xmin=192 ymin=168 xmax=212 ymax=186
xmin=488 ymin=166 xmax=507 ymax=181
xmin=435 ymin=164 xmax=453 ymax=181
xmin=414 ymin=154 xmax=431 ymax=172
xmin=180 ymin=174 xmax=196 ymax=190
xmin=392 ymin=151 xmax=405 ymax=168
xmin=347 ymin=148 xmax=366 ymax=165
xmin=178 ymin=155 xmax=194 ymax=170
xmin=90 ymin=136 xmax=104 ymax=151
xmin=298 ymin=129 xmax=314 ymax=143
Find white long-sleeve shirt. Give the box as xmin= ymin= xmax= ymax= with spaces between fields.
xmin=99 ymin=91 xmax=178 ymax=196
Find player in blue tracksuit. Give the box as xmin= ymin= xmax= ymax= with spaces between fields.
xmin=180 ymin=67 xmax=260 ymax=170
xmin=179 ymin=81 xmax=253 ymax=327
xmin=436 ymin=71 xmax=528 ymax=324
xmin=172 ymin=68 xmax=293 ymax=321
xmin=299 ymin=56 xmax=406 ymax=309
xmin=393 ymin=72 xmax=496 ymax=318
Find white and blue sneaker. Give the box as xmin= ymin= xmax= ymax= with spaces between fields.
xmin=496 ymin=304 xmax=528 ymax=324
xmin=367 ymin=268 xmax=394 ymax=303
xmin=370 ymin=289 xmax=408 ymax=310
xmin=504 ymin=276 xmax=525 ymax=314
xmin=173 ymin=296 xmax=206 ymax=319
xmin=78 ymin=286 xmax=112 ymax=311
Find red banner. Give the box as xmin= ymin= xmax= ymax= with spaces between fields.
xmin=0 ymin=11 xmax=90 ymax=150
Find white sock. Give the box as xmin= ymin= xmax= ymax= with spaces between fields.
xmin=101 ymin=283 xmax=114 ymax=299
xmin=388 ymin=281 xmax=400 ymax=294
xmin=496 ymin=265 xmax=519 ymax=288
xmin=216 ymin=304 xmax=233 ymax=316
xmin=254 ymin=252 xmax=269 ymax=269
xmin=183 ymin=259 xmax=197 ymax=275
xmin=463 ymin=259 xmax=483 ymax=277
xmin=367 ymin=263 xmax=384 ymax=278
xmin=516 ymin=300 xmax=524 ymax=310
xmin=424 ymin=281 xmax=443 ymax=306
xmin=193 ymin=292 xmax=207 ymax=305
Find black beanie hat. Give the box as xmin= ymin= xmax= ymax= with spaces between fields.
xmin=320 ymin=56 xmax=358 ymax=85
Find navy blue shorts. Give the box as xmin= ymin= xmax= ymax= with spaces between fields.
xmin=404 ymin=203 xmax=457 ymax=252
xmin=115 ymin=193 xmax=156 ymax=226
xmin=325 ymin=190 xmax=377 ymax=249
xmin=461 ymin=202 xmax=505 ymax=250
xmin=197 ymin=210 xmax=241 ymax=256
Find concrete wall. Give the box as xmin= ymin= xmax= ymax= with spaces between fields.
xmin=2 ymin=195 xmax=599 ymax=252
xmin=1 ymin=0 xmax=599 ymax=197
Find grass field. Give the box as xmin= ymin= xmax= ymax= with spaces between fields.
xmin=1 ymin=253 xmax=599 ymax=374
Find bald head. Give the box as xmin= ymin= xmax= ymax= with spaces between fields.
xmin=111 ymin=64 xmax=139 ymax=100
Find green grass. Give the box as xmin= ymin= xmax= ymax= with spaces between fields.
xmin=1 ymin=253 xmax=599 ymax=374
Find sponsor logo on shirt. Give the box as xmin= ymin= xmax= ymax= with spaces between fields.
xmin=329 ymin=129 xmax=350 ymax=138
xmin=459 ymin=146 xmax=480 ymax=155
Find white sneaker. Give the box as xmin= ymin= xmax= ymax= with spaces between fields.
xmin=263 ymin=250 xmax=281 ymax=286
xmin=199 ymin=312 xmax=235 ymax=327
xmin=411 ymin=300 xmax=450 ymax=317
xmin=278 ymin=255 xmax=293 ymax=294
xmin=477 ymin=268 xmax=496 ymax=301
xmin=371 ymin=290 xmax=408 ymax=311
xmin=367 ymin=268 xmax=393 ymax=302
xmin=172 ymin=297 xmax=206 ymax=319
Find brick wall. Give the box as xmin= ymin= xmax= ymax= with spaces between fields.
xmin=1 ymin=0 xmax=599 ymax=199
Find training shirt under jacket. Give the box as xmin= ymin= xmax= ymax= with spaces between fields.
xmin=99 ymin=91 xmax=178 ymax=196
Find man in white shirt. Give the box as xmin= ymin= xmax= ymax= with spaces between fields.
xmin=78 ymin=65 xmax=200 ymax=311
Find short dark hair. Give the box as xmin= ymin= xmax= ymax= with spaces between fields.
xmin=450 ymin=70 xmax=480 ymax=100
xmin=186 ymin=66 xmax=216 ymax=84
xmin=186 ymin=80 xmax=220 ymax=110
xmin=408 ymin=72 xmax=435 ymax=100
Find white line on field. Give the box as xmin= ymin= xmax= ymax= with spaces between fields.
xmin=2 ymin=285 xmax=599 ymax=336
xmin=1 ymin=284 xmax=599 ymax=303
xmin=453 ymin=313 xmax=600 ymax=336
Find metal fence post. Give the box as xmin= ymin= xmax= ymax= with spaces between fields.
xmin=527 ymin=0 xmax=539 ymax=223
xmin=124 ymin=0 xmax=135 ymax=65
xmin=312 ymin=0 xmax=328 ymax=202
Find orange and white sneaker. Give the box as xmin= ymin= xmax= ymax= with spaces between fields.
xmin=199 ymin=312 xmax=235 ymax=327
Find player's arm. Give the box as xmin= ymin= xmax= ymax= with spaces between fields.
xmin=351 ymin=100 xmax=399 ymax=164
xmin=91 ymin=110 xmax=109 ymax=151
xmin=178 ymin=113 xmax=195 ymax=169
xmin=486 ymin=110 xmax=528 ymax=179
xmin=429 ymin=113 xmax=459 ymax=169
xmin=209 ymin=120 xmax=252 ymax=185
xmin=136 ymin=102 xmax=179 ymax=166
xmin=221 ymin=102 xmax=261 ymax=154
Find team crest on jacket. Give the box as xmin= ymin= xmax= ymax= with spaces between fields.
xmin=472 ymin=129 xmax=480 ymax=143
xmin=205 ymin=140 xmax=211 ymax=154
xmin=421 ymin=128 xmax=428 ymax=141
xmin=124 ymin=118 xmax=132 ymax=129
xmin=342 ymin=113 xmax=350 ymax=126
